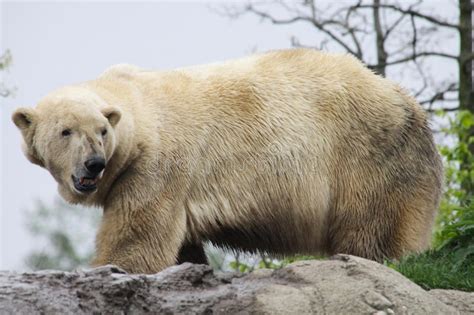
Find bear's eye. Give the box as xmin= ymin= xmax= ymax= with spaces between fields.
xmin=61 ymin=129 xmax=71 ymax=137
xmin=101 ymin=128 xmax=107 ymax=136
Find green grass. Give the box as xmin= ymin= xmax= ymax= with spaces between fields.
xmin=389 ymin=249 xmax=474 ymax=292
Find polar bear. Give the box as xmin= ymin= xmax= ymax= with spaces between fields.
xmin=12 ymin=49 xmax=443 ymax=273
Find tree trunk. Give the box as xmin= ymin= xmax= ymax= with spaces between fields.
xmin=458 ymin=0 xmax=473 ymax=197
xmin=373 ymin=0 xmax=387 ymax=76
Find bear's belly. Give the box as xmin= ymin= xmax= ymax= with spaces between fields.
xmin=204 ymin=215 xmax=327 ymax=255
xmin=184 ymin=183 xmax=331 ymax=255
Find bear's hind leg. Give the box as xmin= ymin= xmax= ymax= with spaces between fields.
xmin=327 ymin=196 xmax=436 ymax=261
xmin=327 ymin=195 xmax=403 ymax=261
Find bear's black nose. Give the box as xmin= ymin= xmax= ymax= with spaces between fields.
xmin=85 ymin=157 xmax=106 ymax=175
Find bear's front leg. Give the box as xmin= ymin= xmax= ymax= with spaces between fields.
xmin=92 ymin=198 xmax=187 ymax=274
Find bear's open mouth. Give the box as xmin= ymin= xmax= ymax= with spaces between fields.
xmin=72 ymin=175 xmax=99 ymax=193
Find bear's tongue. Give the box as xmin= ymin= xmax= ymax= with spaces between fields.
xmin=80 ymin=177 xmax=98 ymax=186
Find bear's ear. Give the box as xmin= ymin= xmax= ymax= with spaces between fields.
xmin=12 ymin=107 xmax=37 ymax=131
xmin=12 ymin=107 xmax=44 ymax=167
xmin=101 ymin=107 xmax=122 ymax=127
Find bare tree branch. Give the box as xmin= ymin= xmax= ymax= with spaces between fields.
xmin=413 ymin=60 xmax=429 ymax=98
xmin=419 ymin=83 xmax=459 ymax=107
xmin=370 ymin=51 xmax=458 ymax=68
xmin=246 ymin=3 xmax=361 ymax=57
xmin=383 ymin=11 xmax=406 ymax=39
xmin=353 ymin=3 xmax=460 ymax=29
xmin=426 ymin=106 xmax=460 ymax=113
xmin=341 ymin=1 xmax=364 ymax=58
xmin=224 ymin=1 xmax=465 ymax=113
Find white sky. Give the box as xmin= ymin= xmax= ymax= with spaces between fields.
xmin=0 ymin=1 xmax=458 ymax=271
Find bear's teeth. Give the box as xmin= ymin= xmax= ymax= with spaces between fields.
xmin=79 ymin=177 xmax=98 ymax=186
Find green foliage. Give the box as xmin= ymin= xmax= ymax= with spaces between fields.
xmin=0 ymin=49 xmax=14 ymax=97
xmin=435 ymin=110 xmax=474 ymax=249
xmin=205 ymin=245 xmax=227 ymax=272
xmin=229 ymin=258 xmax=254 ymax=273
xmin=391 ymin=249 xmax=474 ymax=291
xmin=24 ymin=199 xmax=100 ymax=271
xmin=227 ymin=253 xmax=321 ymax=272
xmin=228 ymin=253 xmax=283 ymax=272
xmin=0 ymin=50 xmax=12 ymax=71
xmin=392 ymin=198 xmax=474 ymax=292
xmin=437 ymin=198 xmax=474 ymax=249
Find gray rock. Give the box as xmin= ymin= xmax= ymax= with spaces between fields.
xmin=0 ymin=255 xmax=470 ymax=314
xmin=429 ymin=289 xmax=474 ymax=314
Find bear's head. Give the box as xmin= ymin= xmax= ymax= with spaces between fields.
xmin=12 ymin=86 xmax=122 ymax=204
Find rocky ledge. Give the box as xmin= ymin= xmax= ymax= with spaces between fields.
xmin=0 ymin=255 xmax=472 ymax=314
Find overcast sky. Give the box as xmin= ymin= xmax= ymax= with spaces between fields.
xmin=0 ymin=1 xmax=457 ymax=271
